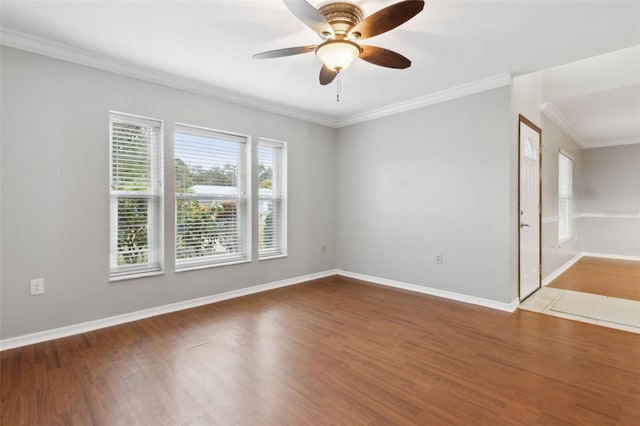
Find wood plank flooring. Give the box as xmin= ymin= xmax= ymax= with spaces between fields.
xmin=548 ymin=256 xmax=640 ymax=301
xmin=2 ymin=275 xmax=639 ymax=425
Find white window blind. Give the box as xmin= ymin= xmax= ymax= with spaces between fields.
xmin=109 ymin=113 xmax=163 ymax=279
xmin=258 ymin=139 xmax=287 ymax=258
xmin=175 ymin=124 xmax=249 ymax=269
xmin=558 ymin=152 xmax=573 ymax=242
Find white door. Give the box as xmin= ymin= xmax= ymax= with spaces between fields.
xmin=519 ymin=117 xmax=541 ymax=300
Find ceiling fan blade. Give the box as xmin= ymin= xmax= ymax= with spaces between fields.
xmin=253 ymin=45 xmax=316 ymax=59
xmin=352 ymin=0 xmax=424 ymax=40
xmin=283 ymin=0 xmax=334 ymax=38
xmin=319 ymin=64 xmax=338 ymax=85
xmin=359 ymin=46 xmax=411 ymax=69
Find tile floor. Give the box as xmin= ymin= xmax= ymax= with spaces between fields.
xmin=520 ymin=287 xmax=640 ymax=333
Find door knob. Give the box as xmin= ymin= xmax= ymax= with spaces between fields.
xmin=520 ymin=223 xmax=530 ymax=228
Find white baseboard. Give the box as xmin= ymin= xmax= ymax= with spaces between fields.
xmin=0 ymin=269 xmax=339 ymax=351
xmin=337 ymin=270 xmax=518 ymax=312
xmin=10 ymin=252 xmax=635 ymax=351
xmin=581 ymin=252 xmax=640 ymax=261
xmin=542 ymin=254 xmax=582 ymax=286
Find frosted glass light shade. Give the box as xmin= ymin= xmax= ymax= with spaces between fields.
xmin=316 ymin=40 xmax=360 ymax=72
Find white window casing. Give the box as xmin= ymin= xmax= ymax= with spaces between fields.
xmin=174 ymin=124 xmax=250 ymax=270
xmin=109 ymin=112 xmax=164 ymax=280
xmin=258 ymin=138 xmax=287 ymax=259
xmin=558 ymin=151 xmax=573 ymax=243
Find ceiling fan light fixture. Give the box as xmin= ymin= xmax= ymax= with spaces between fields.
xmin=316 ymin=40 xmax=361 ymax=72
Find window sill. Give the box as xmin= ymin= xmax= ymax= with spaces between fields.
xmin=558 ymin=236 xmax=574 ymax=247
xmin=176 ymin=258 xmax=252 ymax=273
xmin=259 ymin=253 xmax=287 ymax=261
xmin=110 ymin=269 xmax=164 ymax=283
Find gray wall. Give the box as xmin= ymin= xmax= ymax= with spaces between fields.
xmin=7 ymin=47 xmax=595 ymax=340
xmin=335 ymin=87 xmax=513 ymax=303
xmin=578 ymin=144 xmax=640 ymax=256
xmin=540 ymin=116 xmax=582 ymax=279
xmin=538 ymin=122 xmax=640 ymax=272
xmin=0 ymin=47 xmax=336 ymax=339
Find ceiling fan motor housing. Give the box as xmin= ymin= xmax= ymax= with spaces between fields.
xmin=253 ymin=0 xmax=424 ymax=86
xmin=319 ymin=2 xmax=363 ymax=38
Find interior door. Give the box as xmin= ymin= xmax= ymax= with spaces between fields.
xmin=519 ymin=115 xmax=541 ymax=301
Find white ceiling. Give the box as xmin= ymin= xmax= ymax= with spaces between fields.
xmin=540 ymin=46 xmax=640 ymax=149
xmin=553 ymin=85 xmax=640 ymax=147
xmin=1 ymin=1 xmax=639 ymax=127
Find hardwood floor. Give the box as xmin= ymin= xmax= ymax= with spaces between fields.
xmin=2 ymin=275 xmax=639 ymax=425
xmin=548 ymin=256 xmax=640 ymax=301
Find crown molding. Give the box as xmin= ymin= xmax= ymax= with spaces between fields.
xmin=335 ymin=72 xmax=513 ymax=127
xmin=584 ymin=137 xmax=640 ymax=149
xmin=0 ymin=28 xmax=339 ymax=128
xmin=539 ymin=102 xmax=586 ymax=148
xmin=579 ymin=212 xmax=640 ymax=218
xmin=540 ymin=102 xmax=640 ymax=150
xmin=2 ymin=28 xmax=512 ymax=129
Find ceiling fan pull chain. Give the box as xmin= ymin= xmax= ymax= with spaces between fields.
xmin=337 ymin=72 xmax=341 ymax=102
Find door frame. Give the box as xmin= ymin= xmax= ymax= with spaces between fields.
xmin=518 ymin=114 xmax=542 ymax=302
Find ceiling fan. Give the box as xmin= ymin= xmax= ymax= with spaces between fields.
xmin=253 ymin=0 xmax=425 ymax=86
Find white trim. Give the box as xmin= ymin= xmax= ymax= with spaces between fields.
xmin=581 ymin=252 xmax=640 ymax=261
xmin=0 ymin=29 xmax=337 ymax=128
xmin=558 ymin=236 xmax=575 ymax=247
xmin=542 ymin=254 xmax=581 ymax=286
xmin=1 ymin=29 xmax=512 ymax=129
xmin=558 ymin=148 xmax=574 ymax=161
xmin=585 ymin=137 xmax=640 ymax=149
xmin=539 ymin=102 xmax=638 ymax=149
xmin=0 ymin=269 xmax=338 ymax=351
xmin=258 ymin=254 xmax=288 ymax=261
xmin=110 ymin=270 xmax=164 ymax=283
xmin=109 ymin=112 xmax=165 ymax=280
xmin=174 ymin=122 xmax=250 ymax=143
xmin=544 ymin=213 xmax=640 ymax=220
xmin=175 ymin=259 xmax=252 ymax=273
xmin=336 ymin=270 xmax=518 ymax=312
xmin=540 ymin=102 xmax=586 ymax=148
xmin=578 ymin=213 xmax=640 ymax=219
xmin=335 ymin=73 xmax=513 ymax=128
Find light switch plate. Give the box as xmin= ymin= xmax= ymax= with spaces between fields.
xmin=30 ymin=278 xmax=45 ymax=295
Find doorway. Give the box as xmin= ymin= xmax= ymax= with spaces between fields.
xmin=518 ymin=115 xmax=542 ymax=301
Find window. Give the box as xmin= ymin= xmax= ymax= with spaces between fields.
xmin=558 ymin=151 xmax=573 ymax=242
xmin=174 ymin=124 xmax=249 ymax=269
xmin=109 ymin=113 xmax=163 ymax=279
xmin=258 ymin=139 xmax=287 ymax=258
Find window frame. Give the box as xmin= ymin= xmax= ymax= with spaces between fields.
xmin=109 ymin=112 xmax=164 ymax=281
xmin=558 ymin=150 xmax=574 ymax=244
xmin=174 ymin=123 xmax=251 ymax=271
xmin=258 ymin=138 xmax=288 ymax=260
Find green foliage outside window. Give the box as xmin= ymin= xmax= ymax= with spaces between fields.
xmin=175 ymin=158 xmax=239 ymax=259
xmin=117 ymin=198 xmax=148 ymax=265
xmin=112 ymin=122 xmax=153 ymax=266
xmin=176 ymin=199 xmax=238 ymax=258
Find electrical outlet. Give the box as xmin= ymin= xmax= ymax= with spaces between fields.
xmin=435 ymin=254 xmax=443 ymax=265
xmin=322 ymin=244 xmax=326 ymax=253
xmin=30 ymin=278 xmax=45 ymax=295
